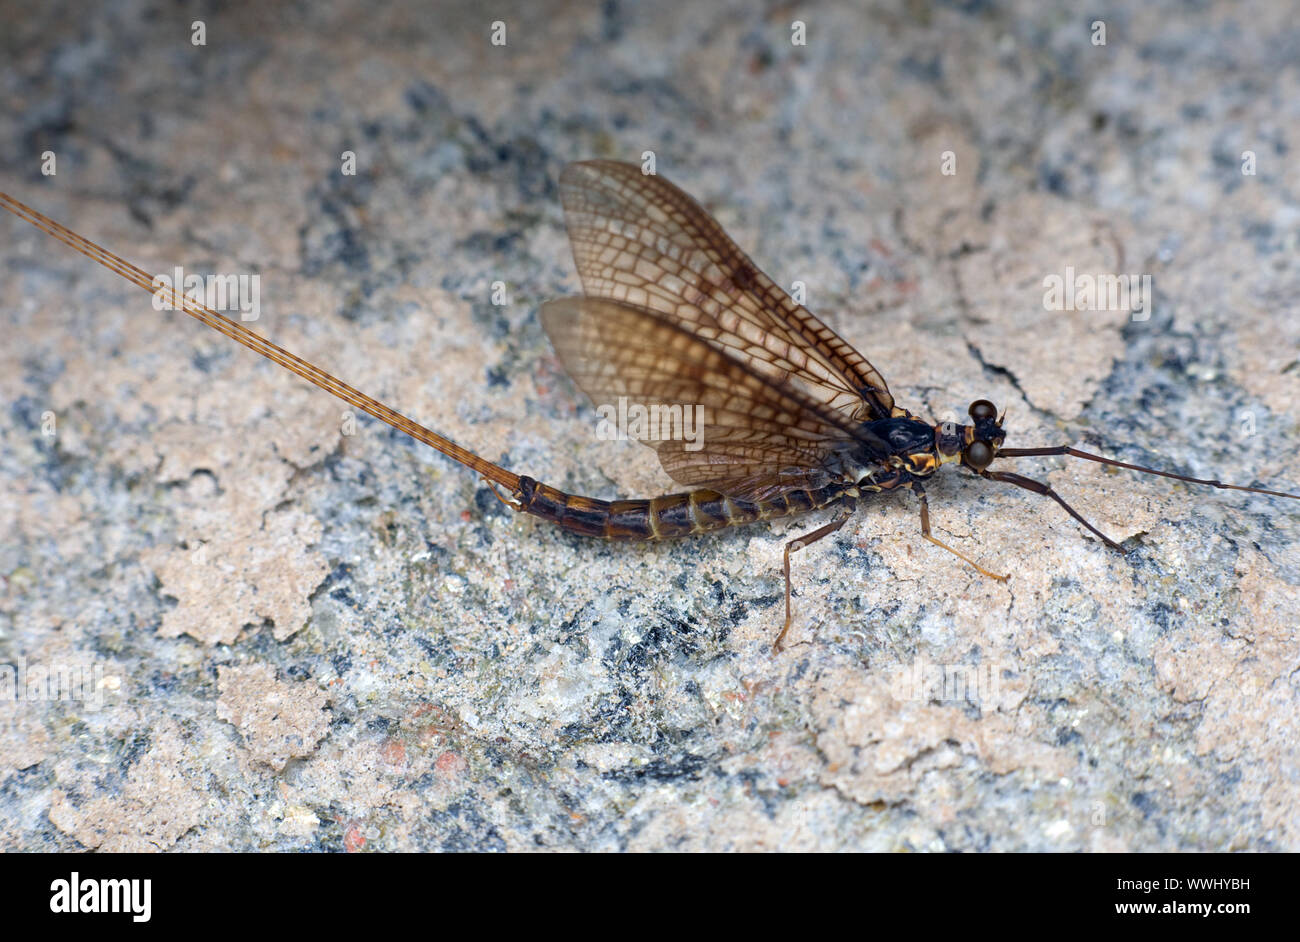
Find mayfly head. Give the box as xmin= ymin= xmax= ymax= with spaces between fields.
xmin=961 ymin=399 xmax=1006 ymax=472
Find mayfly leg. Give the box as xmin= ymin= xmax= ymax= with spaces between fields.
xmin=482 ymin=477 xmax=524 ymax=512
xmin=911 ymin=481 xmax=1008 ymax=582
xmin=776 ymin=500 xmax=856 ymax=653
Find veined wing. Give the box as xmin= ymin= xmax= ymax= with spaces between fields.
xmin=539 ymin=297 xmax=889 ymax=502
xmin=558 ymin=159 xmax=897 ymax=422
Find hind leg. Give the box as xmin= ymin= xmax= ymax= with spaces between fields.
xmin=775 ymin=503 xmax=856 ymax=652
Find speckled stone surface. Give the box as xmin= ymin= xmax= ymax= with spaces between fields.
xmin=2 ymin=0 xmax=1298 ymax=851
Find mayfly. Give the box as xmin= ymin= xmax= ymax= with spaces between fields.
xmin=3 ymin=161 xmax=1297 ymax=650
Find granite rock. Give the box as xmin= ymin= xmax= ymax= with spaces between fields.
xmin=1 ymin=0 xmax=1298 ymax=851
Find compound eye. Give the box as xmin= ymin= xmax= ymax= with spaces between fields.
xmin=965 ymin=441 xmax=994 ymax=471
xmin=968 ymin=399 xmax=997 ymax=422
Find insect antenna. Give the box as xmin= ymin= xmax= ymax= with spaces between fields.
xmin=995 ymin=446 xmax=1300 ymax=501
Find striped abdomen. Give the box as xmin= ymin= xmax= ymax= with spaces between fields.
xmin=513 ymin=475 xmax=850 ymax=541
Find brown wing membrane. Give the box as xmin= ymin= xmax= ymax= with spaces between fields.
xmin=540 ymin=297 xmax=885 ymax=501
xmin=558 ymin=159 xmax=897 ymax=421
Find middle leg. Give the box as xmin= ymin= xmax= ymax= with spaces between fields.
xmin=911 ymin=481 xmax=1008 ymax=581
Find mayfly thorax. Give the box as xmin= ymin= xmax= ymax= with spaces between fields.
xmin=3 ymin=160 xmax=1297 ymax=650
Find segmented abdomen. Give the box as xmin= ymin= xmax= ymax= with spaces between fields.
xmin=514 ymin=475 xmax=848 ymax=541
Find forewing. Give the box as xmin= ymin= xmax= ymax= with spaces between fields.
xmin=558 ymin=159 xmax=896 ymax=421
xmin=539 ymin=297 xmax=881 ymax=501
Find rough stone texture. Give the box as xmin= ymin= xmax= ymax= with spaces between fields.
xmin=215 ymin=664 xmax=331 ymax=770
xmin=1 ymin=0 xmax=1298 ymax=851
